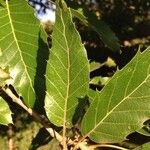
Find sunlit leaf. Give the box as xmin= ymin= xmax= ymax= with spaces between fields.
xmin=0 ymin=67 xmax=11 ymax=87
xmin=81 ymin=47 xmax=150 ymax=143
xmin=0 ymin=0 xmax=48 ymax=107
xmin=90 ymin=61 xmax=102 ymax=72
xmin=0 ymin=97 xmax=12 ymax=125
xmin=90 ymin=57 xmax=116 ymax=72
xmin=90 ymin=76 xmax=110 ymax=86
xmin=45 ymin=3 xmax=89 ymax=127
xmin=137 ymin=122 xmax=150 ymax=136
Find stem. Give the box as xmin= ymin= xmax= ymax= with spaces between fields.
xmin=8 ymin=138 xmax=15 ymax=150
xmin=73 ymin=141 xmax=129 ymax=150
xmin=2 ymin=86 xmax=63 ymax=144
xmin=7 ymin=125 xmax=15 ymax=150
xmin=89 ymin=144 xmax=129 ymax=150
xmin=2 ymin=87 xmax=127 ymax=150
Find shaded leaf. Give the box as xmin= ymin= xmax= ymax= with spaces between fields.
xmin=0 ymin=0 xmax=5 ymax=7
xmin=81 ymin=47 xmax=150 ymax=143
xmin=70 ymin=7 xmax=120 ymax=52
xmin=29 ymin=127 xmax=51 ymax=150
xmin=0 ymin=97 xmax=12 ymax=125
xmin=70 ymin=8 xmax=88 ymax=24
xmin=72 ymin=95 xmax=89 ymax=125
xmin=45 ymin=4 xmax=89 ymax=127
xmin=0 ymin=0 xmax=47 ymax=107
xmin=134 ymin=142 xmax=150 ymax=150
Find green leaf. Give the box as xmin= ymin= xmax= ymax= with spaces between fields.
xmin=90 ymin=76 xmax=110 ymax=86
xmin=0 ymin=67 xmax=11 ymax=87
xmin=0 ymin=97 xmax=12 ymax=125
xmin=70 ymin=7 xmax=120 ymax=52
xmin=134 ymin=143 xmax=150 ymax=150
xmin=70 ymin=8 xmax=88 ymax=25
xmin=137 ymin=121 xmax=150 ymax=136
xmin=0 ymin=0 xmax=5 ymax=7
xmin=0 ymin=0 xmax=47 ymax=107
xmin=45 ymin=4 xmax=89 ymax=127
xmin=81 ymin=47 xmax=150 ymax=143
xmin=90 ymin=61 xmax=102 ymax=72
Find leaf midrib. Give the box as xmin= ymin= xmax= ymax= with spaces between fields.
xmin=83 ymin=63 xmax=150 ymax=140
xmin=60 ymin=8 xmax=71 ymax=141
xmin=6 ymin=0 xmax=34 ymax=93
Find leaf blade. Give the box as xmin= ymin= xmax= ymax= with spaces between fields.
xmin=0 ymin=97 xmax=12 ymax=125
xmin=81 ymin=47 xmax=150 ymax=143
xmin=0 ymin=0 xmax=47 ymax=107
xmin=45 ymin=5 xmax=89 ymax=127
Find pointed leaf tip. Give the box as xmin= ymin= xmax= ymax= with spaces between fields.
xmin=0 ymin=0 xmax=48 ymax=107
xmin=45 ymin=5 xmax=89 ymax=127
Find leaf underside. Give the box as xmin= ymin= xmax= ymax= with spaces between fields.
xmin=81 ymin=47 xmax=150 ymax=143
xmin=45 ymin=5 xmax=89 ymax=127
xmin=0 ymin=0 xmax=47 ymax=107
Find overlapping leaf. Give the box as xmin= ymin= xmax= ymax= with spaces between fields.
xmin=0 ymin=0 xmax=47 ymax=107
xmin=135 ymin=142 xmax=150 ymax=150
xmin=0 ymin=97 xmax=12 ymax=125
xmin=70 ymin=7 xmax=120 ymax=52
xmin=45 ymin=4 xmax=89 ymax=127
xmin=81 ymin=47 xmax=150 ymax=143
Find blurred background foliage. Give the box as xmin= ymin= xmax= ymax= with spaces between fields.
xmin=0 ymin=0 xmax=150 ymax=149
xmin=67 ymin=0 xmax=150 ymax=66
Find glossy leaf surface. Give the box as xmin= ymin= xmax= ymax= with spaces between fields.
xmin=0 ymin=97 xmax=12 ymax=125
xmin=45 ymin=4 xmax=89 ymax=127
xmin=0 ymin=0 xmax=47 ymax=107
xmin=81 ymin=47 xmax=150 ymax=143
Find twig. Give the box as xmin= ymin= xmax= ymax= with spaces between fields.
xmin=2 ymin=86 xmax=63 ymax=144
xmin=7 ymin=125 xmax=15 ymax=150
xmin=89 ymin=144 xmax=129 ymax=150
xmin=3 ymin=86 xmax=127 ymax=150
xmin=8 ymin=138 xmax=15 ymax=150
xmin=73 ymin=141 xmax=129 ymax=150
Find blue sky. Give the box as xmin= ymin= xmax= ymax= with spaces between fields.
xmin=28 ymin=0 xmax=56 ymax=23
xmin=28 ymin=0 xmax=97 ymax=22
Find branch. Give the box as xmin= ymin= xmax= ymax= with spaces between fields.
xmin=89 ymin=144 xmax=129 ymax=150
xmin=2 ymin=86 xmax=63 ymax=144
xmin=73 ymin=141 xmax=129 ymax=150
xmin=4 ymin=86 xmax=126 ymax=150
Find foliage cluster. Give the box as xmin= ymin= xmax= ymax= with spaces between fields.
xmin=0 ymin=0 xmax=150 ymax=149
